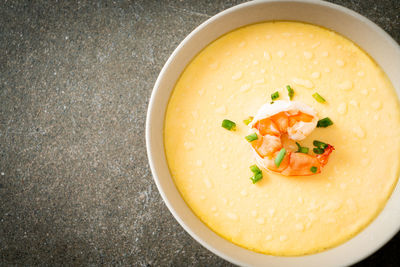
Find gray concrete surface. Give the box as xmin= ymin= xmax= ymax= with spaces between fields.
xmin=1 ymin=0 xmax=399 ymax=266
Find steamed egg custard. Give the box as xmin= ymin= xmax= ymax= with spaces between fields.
xmin=164 ymin=22 xmax=400 ymax=255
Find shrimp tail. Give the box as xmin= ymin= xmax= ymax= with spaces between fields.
xmin=316 ymin=144 xmax=335 ymax=166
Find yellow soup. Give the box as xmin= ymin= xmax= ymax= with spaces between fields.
xmin=164 ymin=22 xmax=400 ymax=256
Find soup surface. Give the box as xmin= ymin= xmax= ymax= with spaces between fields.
xmin=164 ymin=22 xmax=400 ymax=256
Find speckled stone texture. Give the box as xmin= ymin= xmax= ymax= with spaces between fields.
xmin=0 ymin=0 xmax=399 ymax=266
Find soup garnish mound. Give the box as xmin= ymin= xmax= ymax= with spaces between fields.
xmin=235 ymin=92 xmax=335 ymax=179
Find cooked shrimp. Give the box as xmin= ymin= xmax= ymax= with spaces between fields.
xmin=248 ymin=100 xmax=334 ymax=176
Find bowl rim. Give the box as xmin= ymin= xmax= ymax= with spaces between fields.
xmin=146 ymin=0 xmax=400 ymax=266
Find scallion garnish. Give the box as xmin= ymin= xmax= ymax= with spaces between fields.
xmin=271 ymin=91 xmax=279 ymax=101
xmin=250 ymin=165 xmax=262 ymax=174
xmin=295 ymin=142 xmax=309 ymax=154
xmin=274 ymin=148 xmax=286 ymax=167
xmin=221 ymin=119 xmax=236 ymax=131
xmin=317 ymin=117 xmax=333 ymax=128
xmin=310 ymin=166 xmax=318 ymax=173
xmin=249 ymin=165 xmax=263 ymax=184
xmin=312 ymin=92 xmax=326 ymax=103
xmin=313 ymin=147 xmax=324 ymax=154
xmin=287 ymin=85 xmax=294 ymax=100
xmin=245 ymin=133 xmax=258 ymax=142
xmin=251 ymin=172 xmax=263 ymax=184
xmin=313 ymin=140 xmax=328 ymax=150
xmin=243 ymin=116 xmax=254 ymax=125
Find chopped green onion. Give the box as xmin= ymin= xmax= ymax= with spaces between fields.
xmin=271 ymin=91 xmax=279 ymax=101
xmin=243 ymin=116 xmax=254 ymax=125
xmin=221 ymin=119 xmax=236 ymax=131
xmin=317 ymin=117 xmax=333 ymax=128
xmin=295 ymin=142 xmax=309 ymax=154
xmin=249 ymin=165 xmax=263 ymax=184
xmin=298 ymin=147 xmax=309 ymax=154
xmin=313 ymin=140 xmax=328 ymax=149
xmin=250 ymin=164 xmax=262 ymax=174
xmin=274 ymin=148 xmax=286 ymax=167
xmin=245 ymin=133 xmax=258 ymax=142
xmin=295 ymin=142 xmax=302 ymax=150
xmin=250 ymin=172 xmax=263 ymax=184
xmin=313 ymin=147 xmax=324 ymax=154
xmin=310 ymin=166 xmax=318 ymax=173
xmin=312 ymin=92 xmax=326 ymax=103
xmin=287 ymin=85 xmax=294 ymax=100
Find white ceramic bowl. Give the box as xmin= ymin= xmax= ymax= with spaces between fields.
xmin=146 ymin=0 xmax=400 ymax=266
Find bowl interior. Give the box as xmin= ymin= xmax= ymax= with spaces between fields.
xmin=146 ymin=1 xmax=400 ymax=266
